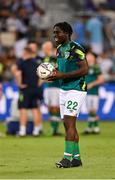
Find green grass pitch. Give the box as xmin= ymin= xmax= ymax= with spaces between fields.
xmin=0 ymin=121 xmax=115 ymax=179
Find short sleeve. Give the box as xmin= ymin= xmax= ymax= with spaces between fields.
xmin=74 ymin=43 xmax=86 ymax=60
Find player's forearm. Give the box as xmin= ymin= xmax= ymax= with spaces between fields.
xmin=62 ymin=67 xmax=88 ymax=79
xmin=16 ymin=76 xmax=22 ymax=87
xmin=89 ymin=81 xmax=99 ymax=87
xmin=89 ymin=78 xmax=104 ymax=88
xmin=90 ymin=74 xmax=105 ymax=88
xmin=15 ymin=71 xmax=22 ymax=87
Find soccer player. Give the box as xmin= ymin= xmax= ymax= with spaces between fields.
xmin=42 ymin=41 xmax=61 ymax=136
xmin=83 ymin=50 xmax=104 ymax=134
xmin=47 ymin=22 xmax=88 ymax=168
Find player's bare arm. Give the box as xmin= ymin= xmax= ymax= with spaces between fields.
xmin=47 ymin=59 xmax=88 ymax=81
xmin=87 ymin=74 xmax=105 ymax=89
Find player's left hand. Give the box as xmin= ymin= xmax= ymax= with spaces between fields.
xmin=46 ymin=69 xmax=64 ymax=81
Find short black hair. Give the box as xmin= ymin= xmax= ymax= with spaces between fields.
xmin=53 ymin=22 xmax=73 ymax=36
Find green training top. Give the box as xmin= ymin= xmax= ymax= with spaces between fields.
xmin=43 ymin=56 xmax=60 ymax=88
xmin=86 ymin=64 xmax=101 ymax=95
xmin=56 ymin=41 xmax=87 ymax=91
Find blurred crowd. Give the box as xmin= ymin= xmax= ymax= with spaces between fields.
xmin=0 ymin=0 xmax=49 ymax=84
xmin=0 ymin=0 xmax=115 ymax=85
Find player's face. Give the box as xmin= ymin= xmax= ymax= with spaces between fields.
xmin=28 ymin=43 xmax=38 ymax=54
xmin=53 ymin=26 xmax=68 ymax=45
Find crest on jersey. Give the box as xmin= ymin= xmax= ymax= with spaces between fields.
xmin=64 ymin=51 xmax=70 ymax=58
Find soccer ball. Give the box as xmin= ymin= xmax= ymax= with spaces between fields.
xmin=37 ymin=62 xmax=55 ymax=79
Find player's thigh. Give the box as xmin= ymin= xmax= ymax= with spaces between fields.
xmin=87 ymin=95 xmax=99 ymax=111
xmin=64 ymin=90 xmax=87 ymax=117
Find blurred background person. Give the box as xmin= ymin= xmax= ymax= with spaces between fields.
xmin=12 ymin=47 xmax=43 ymax=136
xmin=83 ymin=48 xmax=105 ymax=134
xmin=42 ymin=41 xmax=61 ymax=136
xmin=86 ymin=13 xmax=104 ymax=55
xmin=72 ymin=15 xmax=86 ymax=46
xmin=72 ymin=13 xmax=88 ymax=46
xmin=97 ymin=49 xmax=115 ymax=82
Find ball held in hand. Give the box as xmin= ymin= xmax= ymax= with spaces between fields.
xmin=37 ymin=62 xmax=55 ymax=79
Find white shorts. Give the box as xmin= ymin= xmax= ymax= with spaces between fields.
xmin=60 ymin=89 xmax=87 ymax=119
xmin=43 ymin=87 xmax=60 ymax=107
xmin=87 ymin=95 xmax=99 ymax=112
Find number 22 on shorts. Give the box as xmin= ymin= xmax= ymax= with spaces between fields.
xmin=67 ymin=100 xmax=78 ymax=110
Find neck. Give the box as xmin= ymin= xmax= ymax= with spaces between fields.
xmin=62 ymin=40 xmax=70 ymax=46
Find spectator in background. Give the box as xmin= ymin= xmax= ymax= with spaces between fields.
xmin=11 ymin=0 xmax=38 ymax=14
xmin=42 ymin=41 xmax=61 ymax=136
xmin=2 ymin=48 xmax=16 ymax=82
xmin=0 ymin=43 xmax=4 ymax=59
xmin=17 ymin=6 xmax=30 ymax=27
xmin=14 ymin=32 xmax=28 ymax=58
xmin=72 ymin=14 xmax=87 ymax=46
xmin=0 ymin=6 xmax=11 ymax=31
xmin=86 ymin=13 xmax=104 ymax=55
xmin=6 ymin=12 xmax=27 ymax=34
xmin=105 ymin=0 xmax=115 ymax=10
xmin=105 ymin=18 xmax=115 ymax=48
xmin=84 ymin=0 xmax=96 ymax=11
xmin=29 ymin=7 xmax=45 ymax=30
xmin=0 ymin=0 xmax=13 ymax=10
xmin=96 ymin=5 xmax=114 ymax=50
xmin=12 ymin=47 xmax=43 ymax=136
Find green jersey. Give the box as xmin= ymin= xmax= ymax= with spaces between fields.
xmin=57 ymin=41 xmax=87 ymax=91
xmin=86 ymin=64 xmax=101 ymax=95
xmin=43 ymin=56 xmax=60 ymax=88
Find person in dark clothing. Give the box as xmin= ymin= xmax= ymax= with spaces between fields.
xmin=12 ymin=47 xmax=43 ymax=136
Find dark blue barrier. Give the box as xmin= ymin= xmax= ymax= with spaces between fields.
xmin=0 ymin=81 xmax=19 ymax=120
xmin=79 ymin=82 xmax=115 ymax=120
xmin=0 ymin=82 xmax=115 ymax=121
